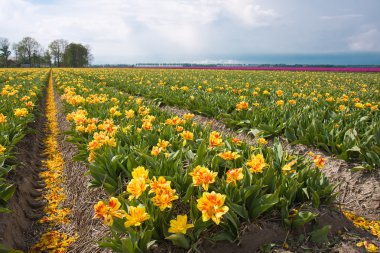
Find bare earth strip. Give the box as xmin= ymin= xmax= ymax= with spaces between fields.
xmin=54 ymin=81 xmax=110 ymax=253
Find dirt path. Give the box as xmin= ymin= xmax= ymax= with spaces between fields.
xmin=54 ymin=83 xmax=110 ymax=253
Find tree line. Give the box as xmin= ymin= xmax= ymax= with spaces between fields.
xmin=0 ymin=36 xmax=92 ymax=68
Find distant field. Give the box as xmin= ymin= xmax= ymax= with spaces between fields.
xmin=133 ymin=66 xmax=380 ymax=72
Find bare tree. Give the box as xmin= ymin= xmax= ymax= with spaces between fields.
xmin=85 ymin=44 xmax=94 ymax=64
xmin=43 ymin=50 xmax=52 ymax=67
xmin=14 ymin=37 xmax=40 ymax=65
xmin=32 ymin=45 xmax=45 ymax=67
xmin=0 ymin=37 xmax=11 ymax=67
xmin=13 ymin=43 xmax=22 ymax=64
xmin=48 ymin=39 xmax=68 ymax=67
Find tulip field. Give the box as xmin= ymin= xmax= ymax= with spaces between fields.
xmin=74 ymin=68 xmax=380 ymax=170
xmin=0 ymin=68 xmax=379 ymax=252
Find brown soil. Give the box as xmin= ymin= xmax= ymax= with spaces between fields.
xmin=200 ymin=220 xmax=287 ymax=253
xmin=54 ymin=85 xmax=110 ymax=253
xmin=0 ymin=90 xmax=47 ymax=251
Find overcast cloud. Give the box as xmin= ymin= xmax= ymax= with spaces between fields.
xmin=1 ymin=0 xmax=380 ymax=64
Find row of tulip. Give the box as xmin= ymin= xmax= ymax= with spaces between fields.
xmin=0 ymin=69 xmax=48 ymax=214
xmin=54 ymin=69 xmax=335 ymax=252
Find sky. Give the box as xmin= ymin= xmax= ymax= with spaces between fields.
xmin=1 ymin=0 xmax=380 ymax=65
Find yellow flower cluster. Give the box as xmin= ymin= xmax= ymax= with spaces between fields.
xmin=281 ymin=160 xmax=297 ymax=174
xmin=150 ymin=176 xmax=179 ymax=211
xmin=258 ymin=137 xmax=268 ymax=145
xmin=30 ymin=230 xmax=77 ymax=253
xmin=218 ymin=150 xmax=240 ymax=160
xmin=189 ymin=165 xmax=217 ymax=191
xmin=313 ymin=155 xmax=326 ymax=169
xmin=61 ymin=86 xmax=85 ymax=106
xmin=183 ymin=113 xmax=195 ymax=120
xmin=168 ymin=214 xmax=194 ymax=234
xmin=181 ymin=130 xmax=194 ymax=140
xmin=209 ymin=131 xmax=223 ymax=148
xmin=94 ymin=196 xmax=151 ymax=228
xmin=236 ymin=101 xmax=249 ymax=111
xmin=0 ymin=113 xmax=7 ymax=123
xmin=13 ymin=107 xmax=29 ymax=117
xmin=126 ymin=166 xmax=179 ymax=211
xmin=246 ymin=154 xmax=268 ymax=173
xmin=150 ymin=138 xmax=171 ymax=156
xmin=197 ymin=191 xmax=229 ymax=225
xmin=86 ymin=93 xmax=109 ymax=104
xmin=343 ymin=211 xmax=380 ymax=238
xmin=356 ymin=240 xmax=378 ymax=252
xmin=165 ymin=115 xmax=186 ymax=126
xmin=1 ymin=84 xmax=19 ymax=96
xmin=0 ymin=144 xmax=6 ymax=155
xmin=94 ymin=197 xmax=126 ymax=226
xmin=225 ymin=168 xmax=244 ymax=185
xmin=124 ymin=205 xmax=151 ymax=227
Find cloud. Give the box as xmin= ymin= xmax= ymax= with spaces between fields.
xmin=320 ymin=14 xmax=362 ymax=20
xmin=0 ymin=0 xmax=38 ymax=39
xmin=190 ymin=59 xmax=241 ymax=64
xmin=1 ymin=0 xmax=379 ymax=63
xmin=125 ymin=0 xmax=276 ymax=27
xmin=0 ymin=0 xmax=278 ymax=62
xmin=348 ymin=28 xmax=380 ymax=51
xmin=220 ymin=0 xmax=277 ymax=27
xmin=118 ymin=0 xmax=277 ymax=52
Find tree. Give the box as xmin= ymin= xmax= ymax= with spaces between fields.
xmin=2 ymin=37 xmax=93 ymax=67
xmin=12 ymin=43 xmax=23 ymax=64
xmin=0 ymin=37 xmax=11 ymax=67
xmin=14 ymin=37 xmax=41 ymax=65
xmin=48 ymin=39 xmax=68 ymax=67
xmin=85 ymin=44 xmax=94 ymax=64
xmin=63 ymin=43 xmax=91 ymax=67
xmin=43 ymin=50 xmax=52 ymax=67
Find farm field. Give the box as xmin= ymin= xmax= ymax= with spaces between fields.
xmin=70 ymin=68 xmax=380 ymax=170
xmin=0 ymin=68 xmax=379 ymax=253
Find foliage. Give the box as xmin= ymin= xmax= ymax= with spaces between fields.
xmin=63 ymin=43 xmax=91 ymax=67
